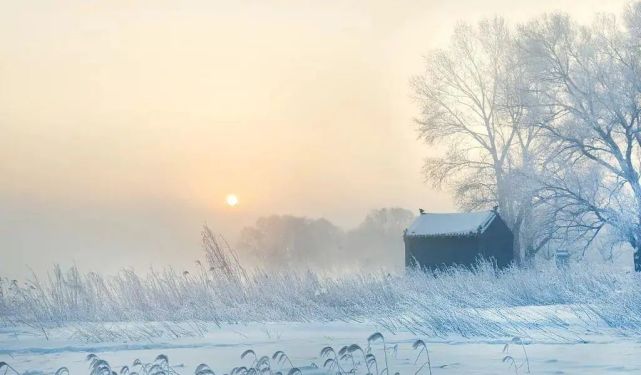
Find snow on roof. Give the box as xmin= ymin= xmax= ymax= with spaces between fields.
xmin=405 ymin=211 xmax=496 ymax=237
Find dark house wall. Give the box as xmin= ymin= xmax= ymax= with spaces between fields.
xmin=404 ymin=215 xmax=514 ymax=269
xmin=405 ymin=235 xmax=480 ymax=269
xmin=478 ymin=215 xmax=513 ymax=268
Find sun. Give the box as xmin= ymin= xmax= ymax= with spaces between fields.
xmin=226 ymin=194 xmax=239 ymax=207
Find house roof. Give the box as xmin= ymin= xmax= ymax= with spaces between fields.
xmin=405 ymin=210 xmax=496 ymax=237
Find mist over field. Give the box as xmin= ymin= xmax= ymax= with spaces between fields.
xmin=0 ymin=0 xmax=627 ymax=278
xmin=5 ymin=1 xmax=641 ymax=374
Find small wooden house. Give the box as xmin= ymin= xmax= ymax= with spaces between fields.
xmin=404 ymin=209 xmax=513 ymax=269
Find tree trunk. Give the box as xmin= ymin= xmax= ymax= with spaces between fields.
xmin=523 ymin=246 xmax=536 ymax=267
xmin=512 ymin=226 xmax=522 ymax=266
xmin=509 ymin=210 xmax=524 ymax=267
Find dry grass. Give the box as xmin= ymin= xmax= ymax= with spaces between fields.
xmin=1 ymin=226 xmax=640 ymax=340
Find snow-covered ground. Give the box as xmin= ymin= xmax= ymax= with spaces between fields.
xmin=3 ymin=309 xmax=641 ymax=375
xmin=4 ymin=259 xmax=641 ymax=374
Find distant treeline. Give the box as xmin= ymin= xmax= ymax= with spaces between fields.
xmin=236 ymin=208 xmax=415 ymax=272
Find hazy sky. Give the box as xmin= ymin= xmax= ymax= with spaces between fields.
xmin=0 ymin=0 xmax=628 ymax=277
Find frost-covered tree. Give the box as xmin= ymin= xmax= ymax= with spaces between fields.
xmin=412 ymin=18 xmax=550 ymax=264
xmin=519 ymin=5 xmax=641 ymax=269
